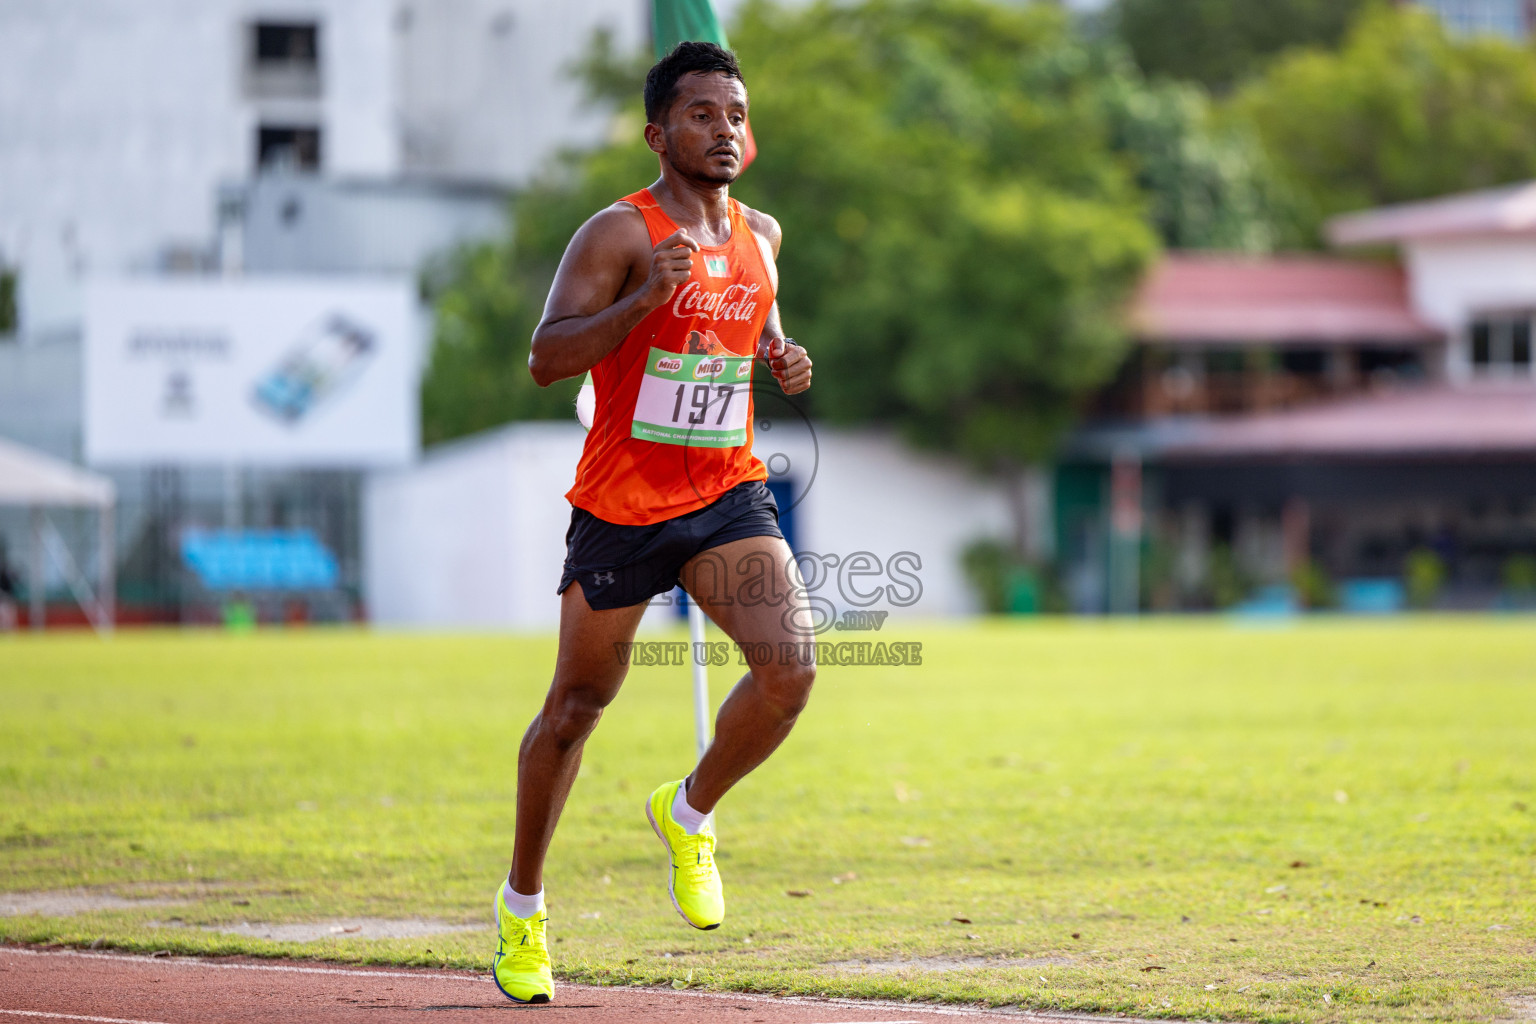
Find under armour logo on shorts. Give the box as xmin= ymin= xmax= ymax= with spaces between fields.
xmin=593 ymin=571 xmax=616 ymax=585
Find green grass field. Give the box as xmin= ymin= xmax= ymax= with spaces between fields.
xmin=2 ymin=619 xmax=1534 ymax=1022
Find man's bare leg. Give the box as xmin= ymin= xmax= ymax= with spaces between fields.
xmin=677 ymin=535 xmax=817 ymax=814
xmin=508 ymin=583 xmax=649 ymax=895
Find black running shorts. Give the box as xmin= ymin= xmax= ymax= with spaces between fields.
xmin=557 ymin=479 xmax=783 ymax=610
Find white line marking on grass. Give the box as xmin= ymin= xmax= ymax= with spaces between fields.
xmin=0 ymin=1010 xmax=176 ymax=1024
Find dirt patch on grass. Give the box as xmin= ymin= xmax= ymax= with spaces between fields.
xmin=823 ymin=955 xmax=1074 ymax=973
xmin=0 ymin=890 xmax=188 ymax=917
xmin=171 ymin=918 xmax=485 ymax=942
xmin=2 ymin=889 xmax=483 ymax=942
xmin=1500 ymin=996 xmax=1536 ymax=1022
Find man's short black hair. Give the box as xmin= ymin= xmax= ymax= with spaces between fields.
xmin=644 ymin=41 xmax=744 ymax=125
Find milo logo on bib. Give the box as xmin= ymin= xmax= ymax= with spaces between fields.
xmin=632 ymin=346 xmax=754 ymax=448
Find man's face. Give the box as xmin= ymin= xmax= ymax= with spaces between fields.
xmin=649 ymin=71 xmax=748 ymax=185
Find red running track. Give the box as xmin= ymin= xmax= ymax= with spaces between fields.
xmin=0 ymin=946 xmax=1116 ymax=1024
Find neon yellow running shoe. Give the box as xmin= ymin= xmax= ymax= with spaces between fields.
xmin=646 ymin=779 xmax=724 ymax=930
xmin=492 ymin=886 xmax=554 ymax=1004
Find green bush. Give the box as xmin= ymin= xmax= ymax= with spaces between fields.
xmin=1291 ymin=558 xmax=1335 ymax=611
xmin=1502 ymin=553 xmax=1536 ymax=593
xmin=1501 ymin=554 xmax=1536 ymax=608
xmin=961 ymin=538 xmax=1065 ymax=614
xmin=1207 ymin=543 xmax=1248 ymax=609
xmin=962 ymin=539 xmax=1014 ymax=614
xmin=1403 ymin=547 xmax=1446 ymax=609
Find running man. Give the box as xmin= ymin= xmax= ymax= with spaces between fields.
xmin=491 ymin=42 xmax=816 ymax=1004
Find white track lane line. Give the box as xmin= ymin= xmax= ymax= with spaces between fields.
xmin=0 ymin=1011 xmax=175 ymax=1024
xmin=1 ymin=948 xmax=1092 ymax=1020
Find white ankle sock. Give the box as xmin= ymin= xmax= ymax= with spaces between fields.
xmin=671 ymin=780 xmax=710 ymax=835
xmin=502 ymin=879 xmax=544 ymax=919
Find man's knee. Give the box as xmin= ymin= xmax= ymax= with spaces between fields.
xmin=756 ymin=660 xmax=815 ymax=718
xmin=544 ymin=686 xmax=613 ymax=746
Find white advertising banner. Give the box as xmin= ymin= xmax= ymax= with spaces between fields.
xmin=84 ymin=277 xmax=419 ymax=466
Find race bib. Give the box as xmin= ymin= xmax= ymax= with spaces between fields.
xmin=632 ymin=347 xmax=754 ymax=448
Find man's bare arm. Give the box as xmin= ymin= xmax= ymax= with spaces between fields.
xmin=528 ymin=207 xmax=700 ymax=387
xmin=744 ymin=210 xmax=811 ymax=395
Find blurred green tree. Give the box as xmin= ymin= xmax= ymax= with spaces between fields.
xmin=723 ymin=0 xmax=1159 ymax=467
xmin=1230 ymin=5 xmax=1536 ymax=243
xmin=1112 ymin=0 xmax=1369 ymax=93
xmin=1100 ymin=72 xmax=1293 ymax=250
xmin=419 ymin=244 xmax=579 ymax=447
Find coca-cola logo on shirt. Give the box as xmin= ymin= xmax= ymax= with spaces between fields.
xmin=672 ymin=281 xmax=761 ymax=323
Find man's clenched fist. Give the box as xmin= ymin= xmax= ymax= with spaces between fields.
xmin=757 ymin=337 xmax=812 ymax=395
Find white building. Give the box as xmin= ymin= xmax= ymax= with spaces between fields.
xmin=364 ymin=423 xmax=1016 ymax=630
xmin=1056 ymin=178 xmax=1536 ymax=613
xmin=0 ymin=0 xmax=643 ymax=341
xmin=1329 ymin=181 xmax=1536 ymax=384
xmin=0 ymin=0 xmax=643 ymax=624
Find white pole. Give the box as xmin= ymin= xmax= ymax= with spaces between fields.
xmin=688 ymin=599 xmax=710 ymax=760
xmin=41 ymin=516 xmax=109 ymax=638
xmin=99 ymin=503 xmax=115 ymax=634
xmin=29 ymin=506 xmax=43 ymax=631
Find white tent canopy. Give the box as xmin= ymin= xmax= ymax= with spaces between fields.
xmin=0 ymin=436 xmax=115 ymax=632
xmin=0 ymin=436 xmax=115 ymax=507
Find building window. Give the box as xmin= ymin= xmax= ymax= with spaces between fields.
xmin=1279 ymin=349 xmax=1328 ymax=376
xmin=246 ymin=21 xmax=321 ymax=98
xmin=1418 ymin=0 xmax=1530 ymax=39
xmin=255 ymin=22 xmax=318 ymax=65
xmin=1469 ymin=313 xmax=1534 ymax=375
xmin=257 ymin=125 xmax=322 ymax=173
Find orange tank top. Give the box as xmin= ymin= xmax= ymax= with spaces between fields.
xmin=565 ymin=188 xmax=774 ymax=525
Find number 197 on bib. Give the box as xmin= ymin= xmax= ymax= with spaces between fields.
xmin=631 ymin=347 xmax=753 ymax=448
